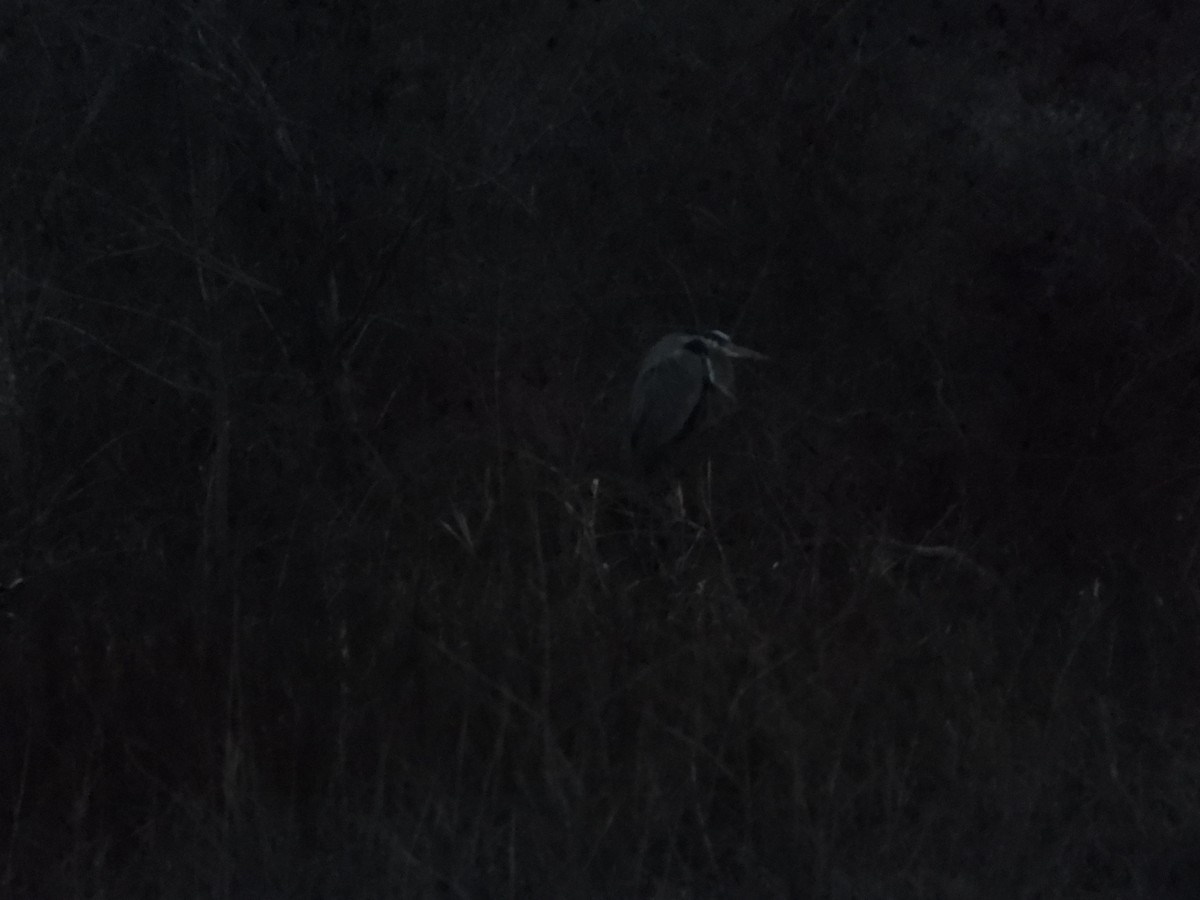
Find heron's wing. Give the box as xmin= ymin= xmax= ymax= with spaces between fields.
xmin=629 ymin=350 xmax=706 ymax=462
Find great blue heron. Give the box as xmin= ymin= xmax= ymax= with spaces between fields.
xmin=628 ymin=329 xmax=768 ymax=471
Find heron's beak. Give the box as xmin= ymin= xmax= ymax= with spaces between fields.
xmin=727 ymin=344 xmax=769 ymax=361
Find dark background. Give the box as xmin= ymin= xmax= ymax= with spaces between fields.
xmin=2 ymin=1 xmax=1199 ymax=896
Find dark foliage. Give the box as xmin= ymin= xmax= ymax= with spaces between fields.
xmin=2 ymin=0 xmax=1199 ymax=896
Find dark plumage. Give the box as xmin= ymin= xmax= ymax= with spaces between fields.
xmin=629 ymin=330 xmax=767 ymax=471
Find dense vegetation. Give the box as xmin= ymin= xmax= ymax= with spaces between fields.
xmin=2 ymin=1 xmax=1199 ymax=896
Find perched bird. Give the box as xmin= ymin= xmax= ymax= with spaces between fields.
xmin=628 ymin=329 xmax=768 ymax=472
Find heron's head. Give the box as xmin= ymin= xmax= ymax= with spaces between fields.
xmin=678 ymin=330 xmax=768 ymax=403
xmin=694 ymin=330 xmax=770 ymax=361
